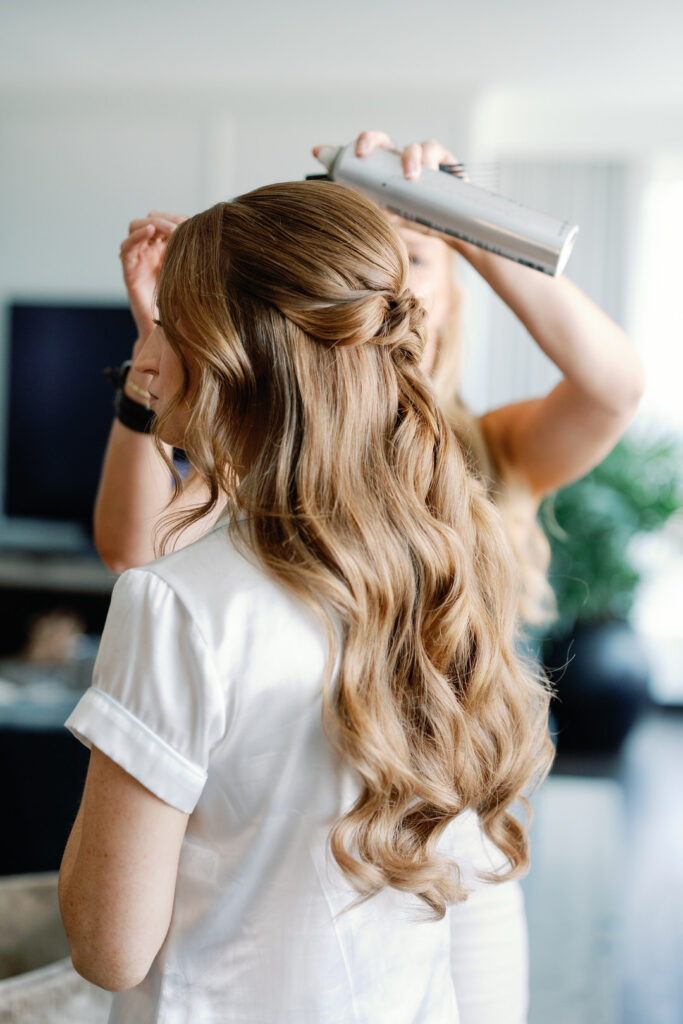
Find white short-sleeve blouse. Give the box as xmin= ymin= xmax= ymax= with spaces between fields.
xmin=65 ymin=522 xmax=527 ymax=1024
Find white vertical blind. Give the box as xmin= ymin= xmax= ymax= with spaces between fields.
xmin=626 ymin=168 xmax=683 ymax=704
xmin=629 ymin=173 xmax=683 ymax=431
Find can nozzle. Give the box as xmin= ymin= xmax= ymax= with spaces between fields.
xmin=313 ymin=146 xmax=340 ymax=174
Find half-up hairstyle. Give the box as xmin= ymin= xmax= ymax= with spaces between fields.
xmin=155 ymin=181 xmax=555 ymax=920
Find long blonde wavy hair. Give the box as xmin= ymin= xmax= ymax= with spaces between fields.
xmin=154 ymin=181 xmax=555 ymax=920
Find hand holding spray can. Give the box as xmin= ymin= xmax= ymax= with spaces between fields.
xmin=312 ymin=144 xmax=579 ymax=277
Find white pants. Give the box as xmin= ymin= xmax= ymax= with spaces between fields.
xmin=449 ymin=878 xmax=529 ymax=1024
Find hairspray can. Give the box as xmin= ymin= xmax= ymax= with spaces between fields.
xmin=313 ymin=144 xmax=579 ymax=277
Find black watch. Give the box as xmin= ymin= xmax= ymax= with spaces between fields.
xmin=104 ymin=360 xmax=156 ymax=434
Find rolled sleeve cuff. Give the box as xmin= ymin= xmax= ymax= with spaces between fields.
xmin=64 ymin=687 xmax=206 ymax=814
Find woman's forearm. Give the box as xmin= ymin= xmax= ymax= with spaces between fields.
xmin=94 ymin=362 xmax=218 ymax=572
xmin=450 ymin=239 xmax=645 ymax=414
xmin=58 ymin=803 xmax=83 ymax=931
xmin=93 ymin=413 xmax=173 ymax=573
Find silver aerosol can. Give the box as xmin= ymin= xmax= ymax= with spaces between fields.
xmin=313 ymin=144 xmax=579 ymax=277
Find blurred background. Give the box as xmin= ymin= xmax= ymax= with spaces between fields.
xmin=0 ymin=1 xmax=682 ymax=1021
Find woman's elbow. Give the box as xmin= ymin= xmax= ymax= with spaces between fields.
xmin=96 ymin=549 xmax=137 ymax=575
xmin=627 ymin=352 xmax=647 ymax=410
xmin=70 ymin=942 xmax=151 ymax=993
xmin=608 ymin=350 xmax=646 ymax=420
xmin=92 ymin=527 xmax=154 ymax=574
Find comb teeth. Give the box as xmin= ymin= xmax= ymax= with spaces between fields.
xmin=439 ymin=162 xmax=501 ymax=190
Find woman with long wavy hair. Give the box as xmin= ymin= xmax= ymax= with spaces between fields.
xmin=60 ymin=179 xmax=556 ymax=1022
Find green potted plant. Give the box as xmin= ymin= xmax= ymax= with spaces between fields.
xmin=538 ymin=429 xmax=683 ymax=752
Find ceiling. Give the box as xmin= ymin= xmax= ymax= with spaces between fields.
xmin=1 ymin=0 xmax=682 ymax=106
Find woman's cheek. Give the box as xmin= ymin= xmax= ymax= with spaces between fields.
xmin=408 ymin=271 xmax=434 ymax=311
xmin=417 ymin=283 xmax=449 ymax=336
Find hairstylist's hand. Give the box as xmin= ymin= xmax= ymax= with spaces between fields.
xmin=358 ymin=130 xmax=470 ymax=183
xmin=119 ymin=211 xmax=188 ymax=341
xmin=314 ymin=130 xmax=470 ymax=183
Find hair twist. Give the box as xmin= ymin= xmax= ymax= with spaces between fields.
xmin=378 ymin=290 xmax=427 ymax=364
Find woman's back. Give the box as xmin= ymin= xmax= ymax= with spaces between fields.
xmin=67 ymin=521 xmax=518 ymax=1023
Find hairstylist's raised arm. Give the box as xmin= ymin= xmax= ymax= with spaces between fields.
xmin=94 ymin=212 xmax=212 ymax=572
xmin=348 ymin=132 xmax=645 ymax=498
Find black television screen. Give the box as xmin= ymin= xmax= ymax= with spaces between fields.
xmin=5 ymin=302 xmax=138 ymax=529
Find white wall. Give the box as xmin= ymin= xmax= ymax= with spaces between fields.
xmin=0 ymin=88 xmax=477 ymax=303
xmin=3 ymin=0 xmax=683 ymax=105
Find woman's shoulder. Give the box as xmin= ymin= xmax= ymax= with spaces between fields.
xmin=136 ymin=518 xmax=263 ymax=600
xmin=125 ymin=518 xmax=327 ymax=654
